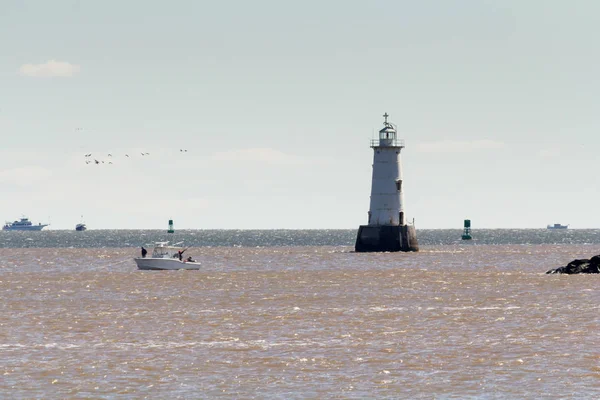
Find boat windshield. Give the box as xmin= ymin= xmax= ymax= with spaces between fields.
xmin=151 ymin=243 xmax=184 ymax=258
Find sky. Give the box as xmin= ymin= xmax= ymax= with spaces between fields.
xmin=1 ymin=0 xmax=599 ymax=230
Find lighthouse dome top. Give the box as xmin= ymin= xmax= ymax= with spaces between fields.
xmin=379 ymin=124 xmax=396 ymax=135
xmin=371 ymin=112 xmax=405 ymax=148
xmin=379 ymin=113 xmax=396 ymax=134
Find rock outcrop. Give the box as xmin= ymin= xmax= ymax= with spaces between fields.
xmin=546 ymin=255 xmax=600 ymax=274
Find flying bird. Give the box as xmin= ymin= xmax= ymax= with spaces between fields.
xmin=125 ymin=154 xmax=129 ymax=157
xmin=94 ymin=160 xmax=100 ymax=164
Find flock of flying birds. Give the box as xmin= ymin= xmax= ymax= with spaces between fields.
xmin=83 ymin=149 xmax=188 ymax=165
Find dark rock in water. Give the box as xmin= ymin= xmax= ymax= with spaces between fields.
xmin=546 ymin=256 xmax=600 ymax=274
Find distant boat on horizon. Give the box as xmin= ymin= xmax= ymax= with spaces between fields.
xmin=3 ymin=216 xmax=49 ymax=231
xmin=75 ymin=216 xmax=87 ymax=231
xmin=547 ymin=223 xmax=569 ymax=230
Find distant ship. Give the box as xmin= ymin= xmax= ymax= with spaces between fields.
xmin=547 ymin=223 xmax=569 ymax=230
xmin=3 ymin=216 xmax=49 ymax=231
xmin=75 ymin=215 xmax=87 ymax=231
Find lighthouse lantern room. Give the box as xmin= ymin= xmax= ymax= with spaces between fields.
xmin=355 ymin=113 xmax=419 ymax=252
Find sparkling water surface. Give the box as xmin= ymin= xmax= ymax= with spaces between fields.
xmin=1 ymin=230 xmax=599 ymax=399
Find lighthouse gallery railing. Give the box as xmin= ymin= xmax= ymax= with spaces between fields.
xmin=370 ymin=138 xmax=405 ymax=148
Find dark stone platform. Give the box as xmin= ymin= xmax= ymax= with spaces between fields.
xmin=355 ymin=225 xmax=419 ymax=252
xmin=546 ymin=255 xmax=600 ymax=274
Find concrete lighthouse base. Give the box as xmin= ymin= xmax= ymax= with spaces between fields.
xmin=355 ymin=225 xmax=419 ymax=252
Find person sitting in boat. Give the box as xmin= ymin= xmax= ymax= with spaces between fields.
xmin=141 ymin=246 xmax=147 ymax=258
xmin=186 ymin=256 xmax=195 ymax=263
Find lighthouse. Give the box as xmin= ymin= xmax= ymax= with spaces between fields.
xmin=355 ymin=113 xmax=419 ymax=252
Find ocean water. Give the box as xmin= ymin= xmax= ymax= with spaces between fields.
xmin=1 ymin=230 xmax=599 ymax=399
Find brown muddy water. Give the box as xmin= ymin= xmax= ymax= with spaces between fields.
xmin=1 ymin=244 xmax=599 ymax=399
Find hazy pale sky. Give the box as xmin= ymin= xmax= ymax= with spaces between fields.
xmin=1 ymin=0 xmax=599 ymax=229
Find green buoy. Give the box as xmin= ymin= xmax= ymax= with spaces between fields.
xmin=167 ymin=219 xmax=174 ymax=233
xmin=461 ymin=219 xmax=472 ymax=240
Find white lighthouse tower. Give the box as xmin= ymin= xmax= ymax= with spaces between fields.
xmin=355 ymin=113 xmax=418 ymax=252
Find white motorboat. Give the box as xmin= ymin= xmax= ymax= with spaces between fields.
xmin=134 ymin=241 xmax=201 ymax=270
xmin=3 ymin=216 xmax=49 ymax=231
